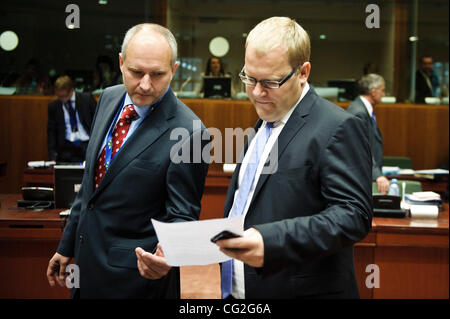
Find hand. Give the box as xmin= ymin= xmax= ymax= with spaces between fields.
xmin=376 ymin=176 xmax=390 ymax=194
xmin=136 ymin=244 xmax=171 ymax=280
xmin=215 ymin=227 xmax=265 ymax=268
xmin=47 ymin=252 xmax=71 ymax=287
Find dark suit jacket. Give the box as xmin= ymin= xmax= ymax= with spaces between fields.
xmin=224 ymin=88 xmax=372 ymax=298
xmin=347 ymin=96 xmax=383 ymax=180
xmin=47 ymin=92 xmax=97 ymax=160
xmin=57 ymin=85 xmax=209 ymax=298
xmin=415 ymin=70 xmax=433 ymax=104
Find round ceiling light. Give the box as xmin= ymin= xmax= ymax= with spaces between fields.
xmin=209 ymin=36 xmax=229 ymax=57
xmin=0 ymin=31 xmax=19 ymax=51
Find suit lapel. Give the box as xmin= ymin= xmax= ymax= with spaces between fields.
xmin=56 ymin=101 xmax=66 ymax=136
xmin=248 ymin=90 xmax=314 ymax=210
xmin=224 ymin=88 xmax=317 ymax=217
xmin=92 ymin=89 xmax=175 ymax=195
xmin=74 ymin=92 xmax=88 ymax=130
xmin=373 ymin=121 xmax=382 ymax=143
xmin=86 ymin=90 xmax=125 ymax=167
xmin=356 ymin=97 xmax=382 ymax=143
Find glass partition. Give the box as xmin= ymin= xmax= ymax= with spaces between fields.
xmin=0 ymin=0 xmax=448 ymax=103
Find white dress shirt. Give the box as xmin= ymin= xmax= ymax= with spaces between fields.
xmin=359 ymin=95 xmax=374 ymax=118
xmin=63 ymin=92 xmax=90 ymax=142
xmin=231 ymin=82 xmax=310 ymax=298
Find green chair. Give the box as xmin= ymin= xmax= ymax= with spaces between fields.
xmin=372 ymin=180 xmax=422 ymax=196
xmin=383 ymin=156 xmax=413 ymax=169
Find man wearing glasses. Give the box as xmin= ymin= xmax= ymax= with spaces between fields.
xmin=213 ymin=17 xmax=372 ymax=299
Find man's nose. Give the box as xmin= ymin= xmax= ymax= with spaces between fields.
xmin=252 ymin=82 xmax=267 ymax=96
xmin=140 ymin=74 xmax=152 ymax=91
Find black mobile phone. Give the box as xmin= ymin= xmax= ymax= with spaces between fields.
xmin=210 ymin=230 xmax=241 ymax=243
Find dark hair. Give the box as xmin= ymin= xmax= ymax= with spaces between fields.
xmin=205 ymin=57 xmax=225 ymax=76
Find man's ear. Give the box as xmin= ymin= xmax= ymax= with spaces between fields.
xmin=171 ymin=61 xmax=179 ymax=76
xmin=299 ymin=62 xmax=311 ymax=83
xmin=119 ymin=53 xmax=124 ymax=72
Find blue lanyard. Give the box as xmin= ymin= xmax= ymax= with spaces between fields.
xmin=103 ymin=89 xmax=168 ymax=171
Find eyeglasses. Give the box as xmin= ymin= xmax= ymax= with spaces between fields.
xmin=239 ymin=65 xmax=300 ymax=89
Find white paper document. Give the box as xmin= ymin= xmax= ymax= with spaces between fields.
xmin=409 ymin=205 xmax=439 ymax=219
xmin=151 ymin=216 xmax=244 ymax=266
xmin=414 ymin=168 xmax=449 ymax=175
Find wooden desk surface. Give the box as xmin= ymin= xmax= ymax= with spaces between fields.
xmin=0 ymin=193 xmax=62 ymax=223
xmin=0 ymin=194 xmax=65 ymax=240
xmin=373 ymin=207 xmax=448 ymax=234
xmin=0 ymin=192 xmax=448 ymax=299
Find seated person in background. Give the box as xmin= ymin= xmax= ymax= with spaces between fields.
xmin=14 ymin=58 xmax=51 ymax=95
xmin=196 ymin=57 xmax=231 ymax=96
xmin=415 ymin=55 xmax=440 ymax=103
xmin=47 ymin=75 xmax=97 ymax=162
xmin=204 ymin=56 xmax=228 ymax=77
xmin=347 ymin=73 xmax=390 ymax=194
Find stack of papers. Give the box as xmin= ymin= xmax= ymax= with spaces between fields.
xmin=27 ymin=161 xmax=56 ymax=168
xmin=411 ymin=191 xmax=441 ymax=200
xmin=414 ymin=169 xmax=449 ymax=179
xmin=405 ymin=192 xmax=441 ymax=219
xmin=405 ymin=192 xmax=441 ymax=205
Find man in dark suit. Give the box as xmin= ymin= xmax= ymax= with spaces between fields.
xmin=415 ymin=55 xmax=439 ymax=104
xmin=47 ymin=75 xmax=96 ymax=162
xmin=214 ymin=17 xmax=372 ymax=299
xmin=46 ymin=23 xmax=209 ymax=298
xmin=348 ymin=74 xmax=390 ymax=194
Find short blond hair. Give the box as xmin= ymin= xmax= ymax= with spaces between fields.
xmin=54 ymin=75 xmax=74 ymax=91
xmin=246 ymin=17 xmax=310 ymax=68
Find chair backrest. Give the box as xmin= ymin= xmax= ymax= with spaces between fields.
xmin=372 ymin=180 xmax=422 ymax=196
xmin=383 ymin=156 xmax=413 ymax=169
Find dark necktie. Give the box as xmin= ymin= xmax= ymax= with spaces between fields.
xmin=372 ymin=112 xmax=377 ymax=124
xmin=65 ymin=100 xmax=78 ymax=132
xmin=221 ymin=121 xmax=274 ymax=299
xmin=94 ymin=104 xmax=139 ymax=189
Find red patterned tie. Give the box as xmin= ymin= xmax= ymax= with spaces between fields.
xmin=94 ymin=104 xmax=139 ymax=188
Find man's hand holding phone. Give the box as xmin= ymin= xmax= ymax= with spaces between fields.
xmin=212 ymin=227 xmax=265 ymax=268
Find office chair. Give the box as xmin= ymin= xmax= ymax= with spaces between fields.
xmin=383 ymin=156 xmax=413 ymax=169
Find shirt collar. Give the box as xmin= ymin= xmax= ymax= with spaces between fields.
xmin=269 ymin=82 xmax=310 ymax=128
xmin=69 ymin=91 xmax=75 ymax=103
xmin=359 ymin=95 xmax=374 ymax=117
xmin=124 ymin=93 xmax=151 ymax=118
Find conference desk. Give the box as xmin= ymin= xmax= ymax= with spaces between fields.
xmin=0 ymin=189 xmax=448 ymax=299
xmin=1 ymin=95 xmax=448 ymax=194
xmin=0 ymin=194 xmax=70 ymax=298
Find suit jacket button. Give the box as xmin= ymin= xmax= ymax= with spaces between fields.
xmin=79 ymin=235 xmax=83 ymax=243
xmin=88 ymin=203 xmax=94 ymax=210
